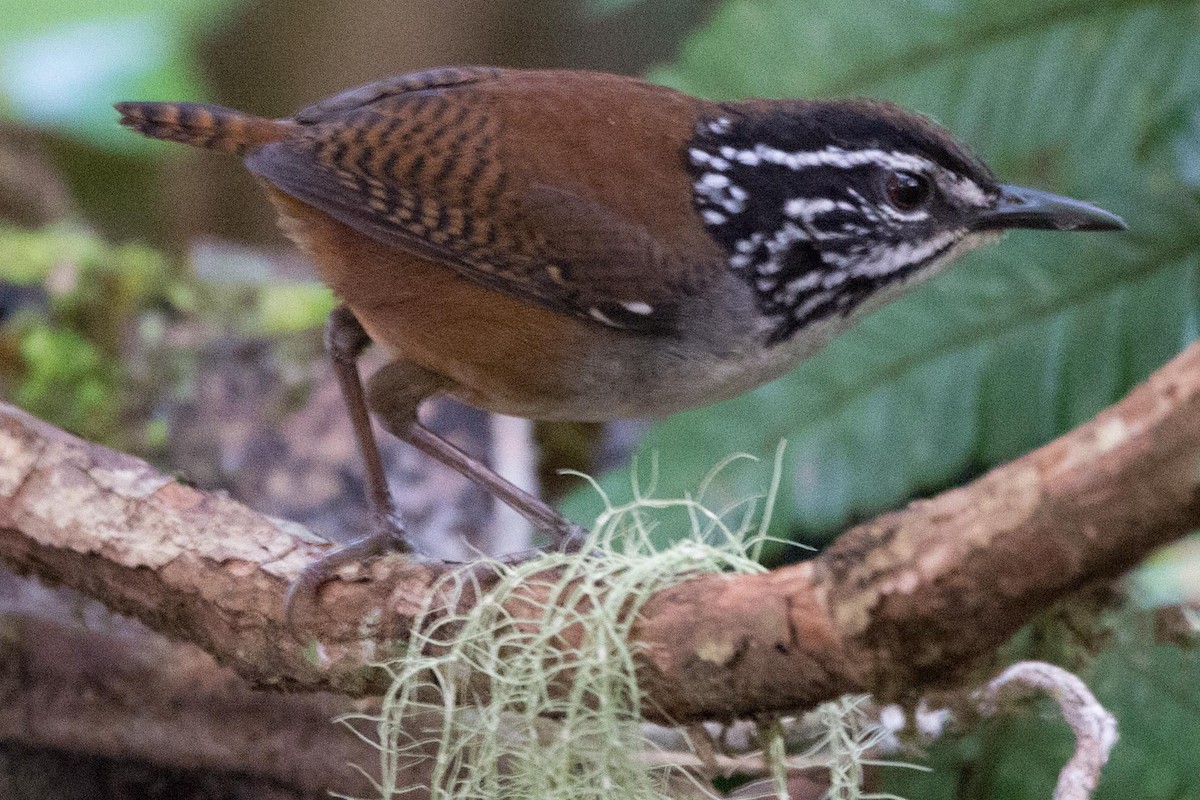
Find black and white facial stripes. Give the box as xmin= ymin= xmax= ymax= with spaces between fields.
xmin=687 ymin=104 xmax=997 ymax=344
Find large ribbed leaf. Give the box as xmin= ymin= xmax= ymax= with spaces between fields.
xmin=564 ymin=0 xmax=1200 ymax=546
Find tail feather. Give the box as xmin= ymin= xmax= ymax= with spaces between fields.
xmin=115 ymin=101 xmax=290 ymax=155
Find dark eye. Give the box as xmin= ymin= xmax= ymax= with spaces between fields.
xmin=885 ymin=171 xmax=932 ymax=211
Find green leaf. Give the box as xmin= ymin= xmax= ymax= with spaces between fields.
xmin=565 ymin=0 xmax=1200 ymax=546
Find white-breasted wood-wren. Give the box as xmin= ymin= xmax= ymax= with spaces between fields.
xmin=116 ymin=67 xmax=1126 ymax=620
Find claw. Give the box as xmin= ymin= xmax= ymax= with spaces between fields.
xmin=283 ymin=517 xmax=411 ymax=637
xmin=550 ymin=521 xmax=590 ymax=554
xmin=283 ymin=505 xmax=584 ymax=639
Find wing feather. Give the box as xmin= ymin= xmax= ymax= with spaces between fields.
xmin=246 ymin=70 xmax=683 ymax=334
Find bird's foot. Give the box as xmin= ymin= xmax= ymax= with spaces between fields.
xmin=546 ymin=518 xmax=590 ymax=554
xmin=284 ymin=513 xmax=411 ymax=635
xmin=284 ymin=513 xmax=589 ymax=637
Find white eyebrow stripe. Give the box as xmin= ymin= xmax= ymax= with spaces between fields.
xmin=746 ymin=145 xmax=935 ymax=173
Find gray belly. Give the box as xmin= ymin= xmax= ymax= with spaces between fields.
xmin=448 ymin=313 xmax=841 ymax=422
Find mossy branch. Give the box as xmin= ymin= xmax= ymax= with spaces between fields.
xmin=2 ymin=341 xmax=1200 ymax=721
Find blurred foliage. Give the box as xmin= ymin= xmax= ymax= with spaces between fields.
xmin=566 ymin=0 xmax=1200 ymax=556
xmin=0 ymin=225 xmax=331 ymax=453
xmin=253 ymin=281 xmax=334 ymax=334
xmin=0 ymin=225 xmax=182 ymax=447
xmin=187 ymin=240 xmax=336 ymax=335
xmin=888 ymin=608 xmax=1200 ymax=799
xmin=0 ymin=0 xmax=240 ymax=151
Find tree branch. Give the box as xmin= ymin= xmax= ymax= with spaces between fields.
xmin=2 ymin=342 xmax=1199 ymax=723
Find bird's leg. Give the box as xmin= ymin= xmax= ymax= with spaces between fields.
xmin=366 ymin=362 xmax=587 ymax=554
xmin=284 ymin=306 xmax=413 ymax=628
xmin=288 ymin=307 xmax=588 ymax=629
xmin=408 ymin=425 xmax=586 ymax=549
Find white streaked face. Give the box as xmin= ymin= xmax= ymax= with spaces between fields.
xmin=687 ymin=105 xmax=1004 ymax=344
xmin=692 ymin=144 xmax=995 ymax=272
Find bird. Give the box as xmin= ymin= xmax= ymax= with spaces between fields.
xmin=115 ymin=66 xmax=1125 ymax=621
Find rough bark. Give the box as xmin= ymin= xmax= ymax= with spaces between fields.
xmin=2 ymin=342 xmax=1199 ymax=725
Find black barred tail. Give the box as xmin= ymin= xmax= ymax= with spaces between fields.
xmin=114 ymin=101 xmax=290 ymax=155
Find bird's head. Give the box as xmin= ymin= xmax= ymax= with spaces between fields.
xmin=688 ymin=99 xmax=1125 ymax=343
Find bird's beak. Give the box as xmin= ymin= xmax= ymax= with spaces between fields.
xmin=972 ymin=184 xmax=1127 ymax=232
